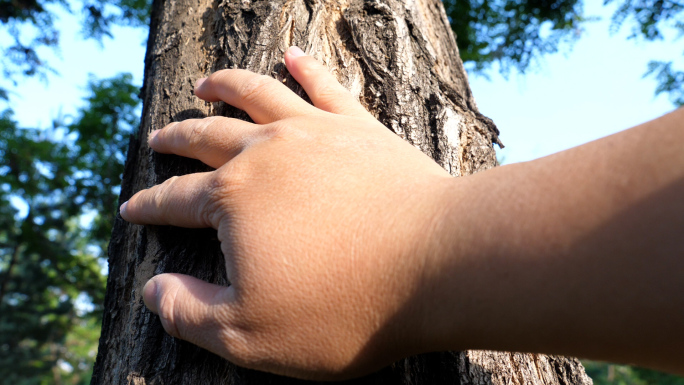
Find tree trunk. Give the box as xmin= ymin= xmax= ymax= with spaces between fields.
xmin=92 ymin=0 xmax=592 ymax=384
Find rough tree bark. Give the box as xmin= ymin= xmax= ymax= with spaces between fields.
xmin=92 ymin=0 xmax=593 ymax=384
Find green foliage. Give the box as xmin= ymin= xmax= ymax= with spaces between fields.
xmin=1 ymin=1 xmax=683 ymax=105
xmin=0 ymin=0 xmax=151 ymax=93
xmin=0 ymin=73 xmax=139 ymax=384
xmin=0 ymin=0 xmax=62 ymax=81
xmin=80 ymin=0 xmax=152 ymax=40
xmin=583 ymin=361 xmax=684 ymax=385
xmin=444 ymin=0 xmax=684 ymax=106
xmin=67 ymin=73 xmax=140 ymax=250
xmin=443 ymin=0 xmax=586 ymax=75
xmin=606 ymin=0 xmax=684 ymax=106
xmin=646 ymin=60 xmax=684 ymax=106
xmin=607 ymin=0 xmax=684 ymax=40
xmin=0 ymin=0 xmax=683 ymax=382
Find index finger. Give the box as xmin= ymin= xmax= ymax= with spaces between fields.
xmin=194 ymin=69 xmax=319 ymax=124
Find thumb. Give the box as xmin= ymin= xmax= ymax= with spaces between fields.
xmin=143 ymin=273 xmax=237 ymax=352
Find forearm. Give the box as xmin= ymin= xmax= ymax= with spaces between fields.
xmin=424 ymin=108 xmax=684 ymax=373
xmin=120 ymin=52 xmax=682 ymax=379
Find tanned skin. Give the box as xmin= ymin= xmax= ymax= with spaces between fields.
xmin=120 ymin=46 xmax=684 ymax=380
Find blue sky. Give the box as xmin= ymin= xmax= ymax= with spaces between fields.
xmin=470 ymin=1 xmax=679 ymax=163
xmin=4 ymin=1 xmax=681 ymax=165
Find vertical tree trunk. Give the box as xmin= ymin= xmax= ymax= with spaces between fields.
xmin=92 ymin=0 xmax=592 ymax=384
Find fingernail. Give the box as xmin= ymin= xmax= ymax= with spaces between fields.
xmin=288 ymin=46 xmax=306 ymax=58
xmin=195 ymin=77 xmax=207 ymax=90
xmin=148 ymin=129 xmax=160 ymax=144
xmin=143 ymin=279 xmax=159 ymax=314
xmin=119 ymin=201 xmax=128 ymax=217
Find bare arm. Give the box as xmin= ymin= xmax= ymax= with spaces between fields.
xmin=423 ymin=108 xmax=684 ymax=374
xmin=120 ymin=46 xmax=684 ymax=379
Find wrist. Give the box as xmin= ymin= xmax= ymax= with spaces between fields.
xmin=412 ymin=174 xmax=480 ymax=353
xmin=413 ymin=164 xmax=531 ymax=354
xmin=403 ymin=173 xmax=486 ymax=354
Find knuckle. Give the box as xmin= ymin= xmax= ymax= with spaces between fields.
xmin=299 ymin=57 xmax=326 ymax=77
xmin=239 ymin=74 xmax=276 ymax=105
xmin=273 ymin=117 xmax=313 ymax=141
xmin=209 ymin=69 xmax=232 ymax=84
xmin=314 ymin=84 xmax=343 ymax=105
xmin=198 ymin=193 xmax=222 ymax=229
xmin=153 ymin=176 xmax=180 ymax=213
xmin=188 ymin=117 xmax=223 ymax=155
xmin=259 ymin=121 xmax=288 ymax=140
xmin=231 ymin=349 xmax=265 ymax=371
xmin=221 ymin=342 xmax=255 ymax=368
xmin=186 ymin=120 xmax=207 ymax=153
xmin=199 ymin=165 xmax=247 ymax=226
xmin=207 ymin=169 xmax=232 ymax=196
xmin=159 ymin=174 xmax=180 ymax=193
xmin=213 ymin=163 xmax=249 ymax=196
xmin=157 ymin=285 xmax=181 ymax=338
xmin=218 ymin=332 xmax=267 ymax=371
xmin=225 ymin=159 xmax=252 ymax=191
xmin=214 ymin=162 xmax=250 ymax=199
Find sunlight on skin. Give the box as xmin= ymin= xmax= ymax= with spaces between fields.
xmin=120 ymin=47 xmax=683 ymax=380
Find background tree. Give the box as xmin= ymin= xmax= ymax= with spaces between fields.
xmin=1 ymin=0 xmax=683 ymax=383
xmin=445 ymin=0 xmax=585 ymax=74
xmin=442 ymin=0 xmax=684 ymax=106
xmin=0 ymin=74 xmax=139 ymax=384
xmin=2 ymin=0 xmax=683 ymax=104
xmin=0 ymin=1 xmax=148 ymax=383
xmin=0 ymin=0 xmax=150 ymax=97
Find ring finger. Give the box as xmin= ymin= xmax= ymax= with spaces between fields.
xmin=150 ymin=116 xmax=260 ymax=169
xmin=121 ymin=171 xmax=221 ymax=229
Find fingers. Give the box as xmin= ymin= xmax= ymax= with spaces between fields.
xmin=192 ymin=47 xmax=371 ymax=122
xmin=143 ymin=273 xmax=240 ymax=358
xmin=149 ymin=117 xmax=258 ymax=169
xmin=120 ymin=172 xmax=219 ymax=228
xmin=284 ymin=46 xmax=372 ymax=118
xmin=194 ymin=69 xmax=318 ymax=124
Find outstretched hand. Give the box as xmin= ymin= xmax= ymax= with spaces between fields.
xmin=120 ymin=46 xmax=452 ymax=379
xmin=118 ymin=46 xmax=684 ymax=378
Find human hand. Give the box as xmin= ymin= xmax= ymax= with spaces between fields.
xmin=120 ymin=46 xmax=453 ymax=380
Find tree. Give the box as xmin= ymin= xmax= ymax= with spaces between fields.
xmin=583 ymin=360 xmax=684 ymax=385
xmin=444 ymin=0 xmax=585 ymax=75
xmin=0 ymin=1 xmax=149 ymax=380
xmin=1 ymin=0 xmax=680 ymax=383
xmin=441 ymin=0 xmax=684 ymax=106
xmin=0 ymin=74 xmax=139 ymax=384
xmin=0 ymin=0 xmax=150 ymax=96
xmin=91 ymin=0 xmax=593 ymax=384
xmin=2 ymin=0 xmax=683 ymax=105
